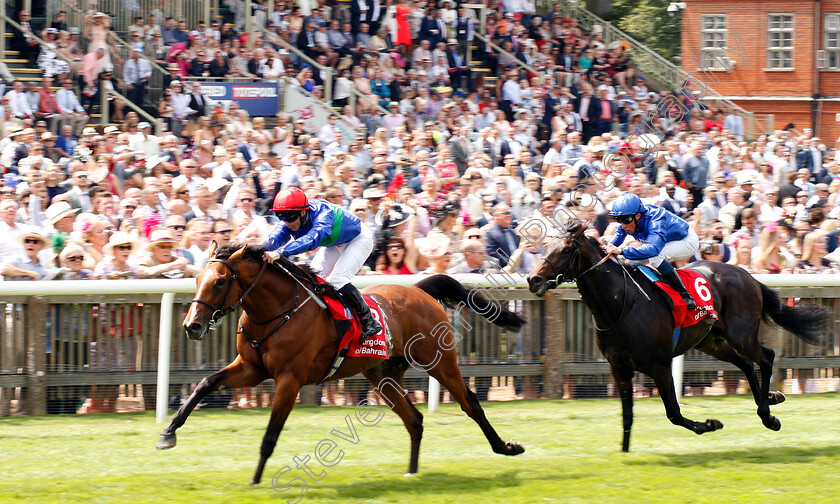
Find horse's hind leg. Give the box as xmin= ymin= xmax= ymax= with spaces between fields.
xmin=363 ymin=358 xmax=424 ymax=475
xmin=423 ymin=350 xmax=524 ymax=456
xmin=157 ymin=355 xmax=265 ymax=450
xmin=697 ymin=338 xmax=781 ymax=431
xmin=251 ymin=372 xmax=303 ymax=485
xmin=649 ymin=364 xmax=724 ymax=435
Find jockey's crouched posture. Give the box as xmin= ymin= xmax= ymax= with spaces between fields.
xmin=605 ymin=193 xmax=699 ymax=310
xmin=262 ymin=187 xmax=383 ymax=343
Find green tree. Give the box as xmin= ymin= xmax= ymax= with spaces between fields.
xmin=604 ymin=0 xmax=682 ymax=61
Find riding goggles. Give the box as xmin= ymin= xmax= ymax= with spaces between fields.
xmin=613 ymin=215 xmax=635 ymax=224
xmin=275 ymin=210 xmax=301 ymax=222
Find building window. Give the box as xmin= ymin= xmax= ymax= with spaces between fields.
xmin=824 ymin=14 xmax=840 ymax=68
xmin=700 ymin=15 xmax=727 ymax=70
xmin=767 ymin=14 xmax=794 ymax=69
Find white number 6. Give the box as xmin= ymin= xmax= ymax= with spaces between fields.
xmin=694 ymin=277 xmax=712 ymax=302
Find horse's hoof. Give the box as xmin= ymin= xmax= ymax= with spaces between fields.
xmin=156 ymin=433 xmax=176 ymax=450
xmin=769 ymin=391 xmax=786 ymax=405
xmin=705 ymin=419 xmax=724 ymax=431
xmin=504 ymin=441 xmax=525 ymax=456
xmin=764 ymin=416 xmax=782 ymax=431
xmin=404 ymin=472 xmax=417 ymax=477
xmin=249 ymin=479 xmax=259 ymax=486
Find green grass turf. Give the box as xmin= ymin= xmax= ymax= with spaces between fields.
xmin=2 ymin=393 xmax=840 ymax=503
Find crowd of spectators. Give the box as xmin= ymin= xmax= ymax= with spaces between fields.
xmin=3 ymin=2 xmax=840 ymax=285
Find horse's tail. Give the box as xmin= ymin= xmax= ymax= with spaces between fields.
xmin=759 ymin=282 xmax=830 ymax=345
xmin=414 ymin=274 xmax=526 ymax=332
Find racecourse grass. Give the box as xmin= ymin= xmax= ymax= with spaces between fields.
xmin=2 ymin=394 xmax=840 ymax=503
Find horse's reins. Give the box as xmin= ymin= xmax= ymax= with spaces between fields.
xmin=543 ymin=239 xmax=650 ymax=332
xmin=190 ymin=258 xmax=269 ymax=329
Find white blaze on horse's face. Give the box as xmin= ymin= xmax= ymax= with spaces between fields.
xmin=184 ymin=266 xmax=233 ymax=341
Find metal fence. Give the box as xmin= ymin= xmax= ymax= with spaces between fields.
xmin=1 ymin=277 xmax=838 ymax=416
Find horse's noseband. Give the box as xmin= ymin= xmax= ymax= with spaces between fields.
xmin=191 ymin=258 xmax=268 ymax=329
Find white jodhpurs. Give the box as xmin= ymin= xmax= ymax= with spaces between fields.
xmin=647 ymin=228 xmax=700 ymax=268
xmin=310 ymin=224 xmax=374 ymax=289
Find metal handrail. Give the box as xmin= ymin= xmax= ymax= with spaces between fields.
xmin=544 ymin=2 xmax=774 ymax=137
xmin=1 ymin=14 xmax=78 ymax=72
xmin=102 ymin=87 xmax=164 ymax=136
xmin=282 ymin=77 xmax=366 ymax=137
xmin=255 ymin=25 xmax=332 ymax=101
xmin=349 ymin=83 xmax=390 ymax=117
xmin=54 ymin=0 xmax=169 ymax=78
xmin=474 ymin=32 xmax=545 ymax=84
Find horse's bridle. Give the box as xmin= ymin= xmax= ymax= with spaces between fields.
xmin=190 ymin=258 xmax=269 ymax=329
xmin=540 ymin=238 xmax=627 ymax=332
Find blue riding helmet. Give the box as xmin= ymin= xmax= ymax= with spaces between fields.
xmin=608 ymin=193 xmax=645 ymax=217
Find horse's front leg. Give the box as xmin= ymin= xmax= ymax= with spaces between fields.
xmin=610 ymin=365 xmax=634 ymax=452
xmin=251 ymin=372 xmax=303 ymax=485
xmin=650 ymin=365 xmax=723 ymax=435
xmin=158 ymin=355 xmax=265 ymax=449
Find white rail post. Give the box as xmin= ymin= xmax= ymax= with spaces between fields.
xmin=156 ymin=293 xmax=175 ymax=423
xmin=428 ymin=376 xmax=440 ymax=412
xmin=672 ymin=355 xmax=684 ymax=404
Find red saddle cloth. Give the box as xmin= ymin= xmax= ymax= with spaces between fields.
xmin=653 ymin=269 xmax=719 ymax=328
xmin=317 ymin=277 xmax=388 ymax=359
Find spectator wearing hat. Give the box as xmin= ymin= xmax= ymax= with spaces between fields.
xmin=44 ymin=199 xmax=78 ymax=239
xmin=95 ymin=231 xmax=139 ymax=279
xmin=53 ymin=242 xmax=93 ymax=280
xmin=1 ymin=230 xmax=50 ymax=280
xmin=137 ymin=229 xmax=199 ymax=278
xmin=0 ymin=199 xmax=28 ymax=261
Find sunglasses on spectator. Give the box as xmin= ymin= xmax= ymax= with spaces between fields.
xmin=614 ymin=215 xmax=635 ymax=224
xmin=215 ymin=229 xmax=232 ymax=235
xmin=496 ymin=211 xmax=511 ymax=216
xmin=66 ymin=255 xmax=84 ymax=262
xmin=170 ymin=225 xmax=186 ymax=230
xmin=116 ymin=244 xmax=133 ymax=251
xmin=123 ymin=205 xmax=137 ymax=210
xmin=387 ymin=244 xmax=405 ymax=250
xmin=275 ymin=210 xmax=300 ymax=222
xmin=24 ymin=238 xmax=42 ymax=244
xmin=0 ymin=189 xmax=14 ymax=195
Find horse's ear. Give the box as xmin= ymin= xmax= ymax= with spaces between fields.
xmin=208 ymin=240 xmax=218 ymax=258
xmin=228 ymin=243 xmax=246 ymax=263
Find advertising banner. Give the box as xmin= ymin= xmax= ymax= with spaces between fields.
xmin=193 ymin=81 xmax=280 ymax=116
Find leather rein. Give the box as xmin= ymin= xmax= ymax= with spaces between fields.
xmin=542 ymin=238 xmax=628 ymax=332
xmin=189 ymin=258 xmax=312 ymax=351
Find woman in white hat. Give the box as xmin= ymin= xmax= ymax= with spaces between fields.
xmin=137 ymin=229 xmax=199 ymax=278
xmin=94 ymin=231 xmax=139 ymax=279
xmin=0 ymin=230 xmax=51 ymax=280
xmin=83 ymin=12 xmax=112 ymax=73
xmin=416 ymin=231 xmax=453 ymax=275
xmin=53 ymin=242 xmax=93 ymax=279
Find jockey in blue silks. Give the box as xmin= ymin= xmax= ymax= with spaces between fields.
xmin=262 ymin=187 xmax=383 ymax=343
xmin=605 ymin=192 xmax=700 ymax=310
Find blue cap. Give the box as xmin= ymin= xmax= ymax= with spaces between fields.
xmin=609 ymin=193 xmax=644 ymax=216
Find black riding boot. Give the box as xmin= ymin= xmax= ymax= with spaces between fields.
xmin=338 ymin=284 xmax=383 ymax=344
xmin=662 ymin=270 xmax=697 ymax=310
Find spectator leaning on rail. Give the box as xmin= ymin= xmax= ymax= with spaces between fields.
xmin=261 ymin=186 xmax=383 ymax=343
xmin=605 ymin=192 xmax=700 ymax=310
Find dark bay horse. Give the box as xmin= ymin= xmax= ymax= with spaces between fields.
xmin=157 ymin=243 xmax=526 ymax=484
xmin=526 ymin=222 xmax=831 ymax=452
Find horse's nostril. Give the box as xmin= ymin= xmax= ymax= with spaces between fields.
xmin=189 ymin=322 xmax=202 ymax=333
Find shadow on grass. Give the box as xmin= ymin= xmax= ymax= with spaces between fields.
xmin=625 ymin=444 xmax=840 ymax=468
xmin=311 ymin=469 xmax=556 ymax=499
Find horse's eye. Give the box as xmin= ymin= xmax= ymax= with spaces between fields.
xmin=214 ymin=278 xmax=226 ymax=287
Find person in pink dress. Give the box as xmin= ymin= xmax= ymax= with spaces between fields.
xmin=395 ymin=0 xmax=412 ymax=50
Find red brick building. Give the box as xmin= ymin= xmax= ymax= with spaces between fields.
xmin=681 ymin=0 xmax=840 ymax=140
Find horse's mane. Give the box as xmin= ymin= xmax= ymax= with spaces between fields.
xmin=213 ymin=243 xmax=319 ymax=283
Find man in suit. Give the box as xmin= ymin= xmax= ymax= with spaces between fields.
xmin=797 ymin=138 xmax=824 ymax=183
xmin=445 ymin=39 xmax=470 ymax=92
xmin=11 ymin=11 xmax=38 ymax=67
xmin=485 ymin=202 xmax=520 ymax=266
xmin=448 ymin=126 xmax=472 ymax=175
xmin=298 ymin=21 xmax=322 ymax=59
xmin=682 ymin=142 xmax=710 ymax=209
xmin=350 ymin=0 xmax=371 ymax=35
xmin=573 ymin=84 xmax=599 ymax=143
xmin=419 ymin=10 xmax=443 ymax=47
xmin=187 ymin=84 xmax=211 ymax=121
xmin=593 ymin=86 xmax=614 ymax=136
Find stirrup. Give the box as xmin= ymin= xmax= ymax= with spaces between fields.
xmin=683 ymin=295 xmax=697 ymax=310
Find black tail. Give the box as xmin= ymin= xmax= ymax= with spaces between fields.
xmin=759 ymin=282 xmax=830 ymax=345
xmin=414 ymin=274 xmax=526 ymax=332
